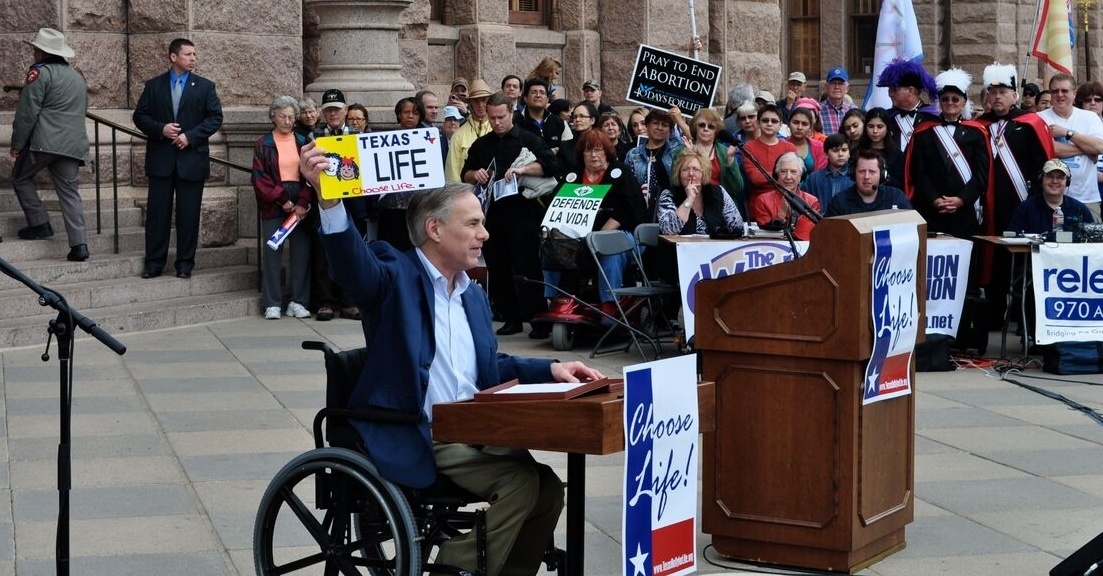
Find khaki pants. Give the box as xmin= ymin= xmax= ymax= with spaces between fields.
xmin=432 ymin=443 xmax=564 ymax=576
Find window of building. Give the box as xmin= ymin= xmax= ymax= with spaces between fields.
xmin=510 ymin=0 xmax=548 ymax=26
xmin=850 ymin=0 xmax=883 ymax=78
xmin=789 ymin=0 xmax=821 ymax=79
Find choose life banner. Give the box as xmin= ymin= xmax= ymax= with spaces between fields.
xmin=626 ymin=45 xmax=722 ymax=116
xmin=315 ymin=128 xmax=445 ymax=200
xmin=623 ymin=354 xmax=699 ymax=576
xmin=1031 ymin=244 xmax=1103 ymax=344
xmin=863 ymin=223 xmax=920 ymax=406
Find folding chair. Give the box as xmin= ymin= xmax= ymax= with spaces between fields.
xmin=586 ymin=230 xmax=678 ymax=360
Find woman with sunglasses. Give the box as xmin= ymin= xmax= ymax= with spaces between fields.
xmin=674 ymin=107 xmax=747 ymax=217
xmin=741 ymin=103 xmax=798 ymax=203
xmin=905 ymin=69 xmax=990 ymax=238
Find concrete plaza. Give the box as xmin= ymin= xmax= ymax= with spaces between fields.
xmin=0 ymin=316 xmax=1100 ymax=575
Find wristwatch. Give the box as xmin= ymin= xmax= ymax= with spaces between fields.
xmin=1067 ymin=129 xmax=1076 ymax=139
xmin=682 ymin=201 xmax=693 ymax=209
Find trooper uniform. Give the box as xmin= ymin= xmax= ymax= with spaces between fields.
xmin=10 ymin=28 xmax=90 ymax=260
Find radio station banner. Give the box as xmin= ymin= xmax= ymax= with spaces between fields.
xmin=539 ymin=183 xmax=611 ymax=238
xmin=1031 ymin=244 xmax=1103 ymax=344
xmin=925 ymin=239 xmax=972 ymax=338
xmin=623 ymin=354 xmax=699 ymax=576
xmin=863 ymin=224 xmax=920 ymax=406
xmin=626 ymin=45 xmax=722 ymax=116
xmin=675 ymin=240 xmax=809 ymax=342
xmin=315 ymin=128 xmax=445 ymax=200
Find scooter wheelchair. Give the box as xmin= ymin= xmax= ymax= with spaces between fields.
xmin=253 ymin=341 xmax=567 ymax=576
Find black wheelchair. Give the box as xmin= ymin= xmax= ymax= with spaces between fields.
xmin=253 ymin=341 xmax=566 ymax=576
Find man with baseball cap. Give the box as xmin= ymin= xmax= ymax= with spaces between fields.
xmin=315 ymin=88 xmax=353 ymax=137
xmin=1021 ymin=82 xmax=1042 ymax=112
xmin=819 ymin=67 xmax=855 ymax=135
xmin=447 ymin=77 xmax=470 ymax=116
xmin=10 ymin=28 xmax=90 ymax=260
xmin=581 ymin=79 xmax=614 ymax=115
xmin=775 ymin=71 xmax=806 ymax=121
xmin=1008 ymin=158 xmax=1095 ymax=239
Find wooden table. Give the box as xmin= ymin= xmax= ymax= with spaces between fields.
xmin=974 ymin=235 xmax=1035 ymax=357
xmin=432 ymin=382 xmax=715 ymax=576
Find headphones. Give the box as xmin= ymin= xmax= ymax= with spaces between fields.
xmin=856 ymin=152 xmax=888 ymax=184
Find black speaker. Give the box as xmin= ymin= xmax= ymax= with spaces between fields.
xmin=1051 ymin=529 xmax=1103 ymax=576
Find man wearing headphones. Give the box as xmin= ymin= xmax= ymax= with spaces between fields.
xmin=826 ymin=149 xmax=911 ymax=216
xmin=1007 ymin=158 xmax=1094 ymax=240
xmin=749 ymin=151 xmax=821 ymax=240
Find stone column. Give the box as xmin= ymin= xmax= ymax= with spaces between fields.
xmin=708 ymin=0 xmax=782 ymax=105
xmin=305 ymin=0 xmax=415 ymax=123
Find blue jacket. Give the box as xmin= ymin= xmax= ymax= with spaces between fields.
xmin=320 ymin=224 xmax=555 ymax=488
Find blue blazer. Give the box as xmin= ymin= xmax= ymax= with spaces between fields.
xmin=321 ymin=224 xmax=555 ymax=488
xmin=133 ymin=71 xmax=223 ymax=181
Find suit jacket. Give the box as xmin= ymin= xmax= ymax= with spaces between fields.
xmin=133 ymin=71 xmax=223 ymax=181
xmin=321 ymin=223 xmax=555 ymax=488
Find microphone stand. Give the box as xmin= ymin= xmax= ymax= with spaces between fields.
xmin=730 ymin=138 xmax=823 ymax=258
xmin=0 ymin=256 xmax=127 ymax=576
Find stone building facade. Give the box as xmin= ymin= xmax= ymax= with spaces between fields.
xmin=2 ymin=0 xmax=1102 ymax=171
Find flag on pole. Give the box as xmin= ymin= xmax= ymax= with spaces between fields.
xmin=1030 ymin=0 xmax=1075 ymax=74
xmin=863 ymin=0 xmax=924 ymax=110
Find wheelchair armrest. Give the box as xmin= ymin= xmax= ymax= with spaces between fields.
xmin=312 ymin=406 xmax=422 ymax=448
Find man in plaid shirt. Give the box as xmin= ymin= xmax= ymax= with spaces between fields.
xmin=819 ymin=67 xmax=855 ymax=135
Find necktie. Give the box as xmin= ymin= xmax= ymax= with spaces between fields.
xmin=171 ymin=78 xmax=183 ymax=118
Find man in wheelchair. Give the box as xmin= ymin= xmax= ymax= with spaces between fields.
xmin=301 ymin=142 xmax=605 ymax=576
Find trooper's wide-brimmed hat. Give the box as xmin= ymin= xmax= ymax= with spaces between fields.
xmin=25 ymin=28 xmax=75 ymax=59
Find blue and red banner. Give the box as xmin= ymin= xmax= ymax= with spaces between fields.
xmin=863 ymin=224 xmax=920 ymax=405
xmin=623 ymin=355 xmax=699 ymax=576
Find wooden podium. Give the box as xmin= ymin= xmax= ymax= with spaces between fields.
xmin=695 ymin=210 xmax=926 ymax=573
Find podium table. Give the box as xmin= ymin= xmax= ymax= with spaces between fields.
xmin=432 ymin=383 xmax=715 ymax=576
xmin=695 ymin=211 xmax=924 ymax=573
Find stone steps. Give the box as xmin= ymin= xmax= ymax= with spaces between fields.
xmin=0 ymin=181 xmax=266 ymax=350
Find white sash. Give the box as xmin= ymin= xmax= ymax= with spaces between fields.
xmin=896 ymin=114 xmax=915 ymax=152
xmin=932 ymin=125 xmax=973 ymax=184
xmin=990 ymin=120 xmax=1030 ymax=201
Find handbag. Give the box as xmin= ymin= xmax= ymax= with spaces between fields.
xmin=540 ymin=228 xmax=594 ymax=272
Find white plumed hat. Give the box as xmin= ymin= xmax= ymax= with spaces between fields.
xmin=983 ymin=63 xmax=1017 ymax=89
xmin=936 ymin=68 xmax=971 ymax=96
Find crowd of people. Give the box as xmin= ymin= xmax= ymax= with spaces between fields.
xmin=241 ymin=52 xmax=1103 ymax=341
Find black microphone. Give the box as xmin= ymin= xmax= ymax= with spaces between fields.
xmin=871 ymin=184 xmax=878 ymax=191
xmin=716 ymin=129 xmax=741 ymax=148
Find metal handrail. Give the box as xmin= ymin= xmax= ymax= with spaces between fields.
xmin=85 ymin=111 xmax=260 ymax=288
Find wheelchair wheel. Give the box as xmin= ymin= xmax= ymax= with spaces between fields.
xmin=550 ymin=323 xmax=575 ymax=351
xmin=254 ymin=447 xmax=421 ymax=576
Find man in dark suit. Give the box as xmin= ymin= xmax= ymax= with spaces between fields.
xmin=302 ymin=142 xmax=603 ymax=575
xmin=133 ymin=38 xmax=223 ymax=279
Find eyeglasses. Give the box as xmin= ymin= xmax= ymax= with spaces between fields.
xmin=760 ymin=118 xmax=781 ymax=124
xmin=939 ymin=96 xmax=964 ymax=103
xmin=1052 ymin=88 xmax=1072 ymax=94
xmin=1087 ymin=96 xmax=1103 ymax=103
xmin=583 ymin=148 xmax=605 ymax=156
xmin=680 ymin=166 xmax=703 ymax=173
xmin=696 ymin=123 xmax=717 ymax=130
xmin=570 ymin=114 xmax=592 ymax=120
xmin=738 ymin=115 xmax=756 ymax=121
